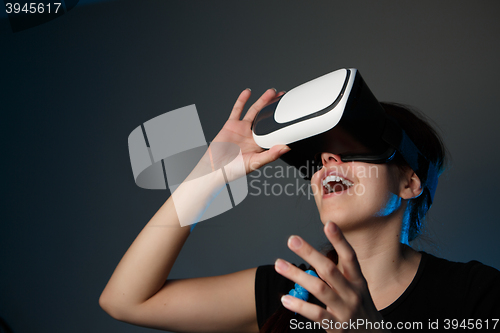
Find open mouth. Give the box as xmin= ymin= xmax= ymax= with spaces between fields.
xmin=322 ymin=175 xmax=354 ymax=194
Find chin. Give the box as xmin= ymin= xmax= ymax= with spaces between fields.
xmin=320 ymin=210 xmax=375 ymax=232
xmin=320 ymin=211 xmax=352 ymax=227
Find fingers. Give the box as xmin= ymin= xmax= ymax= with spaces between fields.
xmin=281 ymin=295 xmax=336 ymax=324
xmin=277 ymin=229 xmax=381 ymax=328
xmin=275 ymin=258 xmax=344 ymax=311
xmin=229 ymin=88 xmax=285 ymax=122
xmin=324 ymin=222 xmax=363 ymax=282
xmin=228 ymin=88 xmax=252 ymax=120
xmin=281 ymin=236 xmax=352 ymax=300
xmin=242 ymin=88 xmax=281 ymax=122
xmin=276 ymin=90 xmax=286 ymax=98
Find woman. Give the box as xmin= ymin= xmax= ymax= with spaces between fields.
xmin=99 ymin=88 xmax=500 ymax=332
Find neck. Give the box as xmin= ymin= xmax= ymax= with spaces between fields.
xmin=337 ymin=213 xmax=421 ymax=310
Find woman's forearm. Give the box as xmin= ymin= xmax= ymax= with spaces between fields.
xmin=99 ymin=163 xmax=227 ymax=317
xmin=99 ymin=88 xmax=285 ymax=324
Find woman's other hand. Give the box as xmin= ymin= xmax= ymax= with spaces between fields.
xmin=274 ymin=222 xmax=390 ymax=332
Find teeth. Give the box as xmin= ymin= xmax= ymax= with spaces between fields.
xmin=322 ymin=175 xmax=353 ymax=193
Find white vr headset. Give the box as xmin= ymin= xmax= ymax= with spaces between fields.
xmin=251 ymin=68 xmax=438 ymax=203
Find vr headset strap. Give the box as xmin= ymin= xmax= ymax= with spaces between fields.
xmin=383 ymin=116 xmax=439 ymax=205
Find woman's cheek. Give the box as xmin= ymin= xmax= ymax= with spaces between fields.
xmin=374 ymin=192 xmax=402 ymax=217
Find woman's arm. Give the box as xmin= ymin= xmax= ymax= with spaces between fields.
xmin=99 ymin=88 xmax=289 ymax=333
xmin=99 ymin=194 xmax=259 ymax=332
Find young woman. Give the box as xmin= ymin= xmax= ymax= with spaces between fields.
xmin=99 ymin=88 xmax=500 ymax=332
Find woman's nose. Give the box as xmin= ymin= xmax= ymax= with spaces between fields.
xmin=321 ymin=152 xmax=343 ymax=167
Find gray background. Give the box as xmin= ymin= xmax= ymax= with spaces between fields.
xmin=1 ymin=1 xmax=499 ymax=332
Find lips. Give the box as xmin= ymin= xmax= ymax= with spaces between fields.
xmin=321 ymin=172 xmax=354 ymax=195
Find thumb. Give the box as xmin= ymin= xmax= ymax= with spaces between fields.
xmin=252 ymin=145 xmax=291 ymax=169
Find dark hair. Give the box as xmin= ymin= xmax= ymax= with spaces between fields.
xmin=260 ymin=103 xmax=447 ymax=332
xmin=380 ymin=102 xmax=447 ymax=241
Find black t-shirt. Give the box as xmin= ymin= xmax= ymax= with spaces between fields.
xmin=255 ymin=252 xmax=500 ymax=331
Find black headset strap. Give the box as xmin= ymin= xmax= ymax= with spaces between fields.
xmin=382 ymin=116 xmax=439 ymax=205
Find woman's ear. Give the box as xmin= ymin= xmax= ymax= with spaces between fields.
xmin=400 ymin=170 xmax=423 ymax=199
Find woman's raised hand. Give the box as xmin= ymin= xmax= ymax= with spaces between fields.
xmin=212 ymin=88 xmax=290 ymax=175
xmin=274 ymin=222 xmax=390 ymax=332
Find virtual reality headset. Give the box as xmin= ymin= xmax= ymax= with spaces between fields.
xmin=251 ymin=68 xmax=438 ymax=203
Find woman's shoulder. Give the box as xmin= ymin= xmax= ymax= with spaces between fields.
xmin=405 ymin=252 xmax=500 ymax=319
xmin=421 ymin=251 xmax=500 ymax=283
